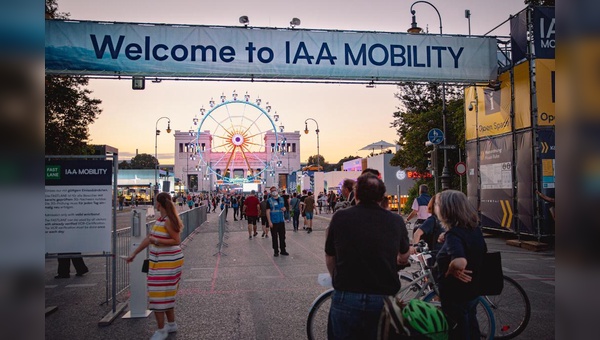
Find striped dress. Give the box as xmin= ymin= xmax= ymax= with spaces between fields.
xmin=148 ymin=216 xmax=184 ymax=311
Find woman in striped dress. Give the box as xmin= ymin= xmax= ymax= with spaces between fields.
xmin=127 ymin=192 xmax=184 ymax=340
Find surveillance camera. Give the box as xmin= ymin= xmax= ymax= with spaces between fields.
xmin=468 ymin=103 xmax=474 ymax=111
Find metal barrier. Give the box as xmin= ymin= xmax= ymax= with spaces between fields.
xmin=103 ymin=206 xmax=207 ymax=320
xmin=214 ymin=209 xmax=228 ymax=256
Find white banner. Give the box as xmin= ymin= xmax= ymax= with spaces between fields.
xmin=46 ymin=20 xmax=498 ymax=82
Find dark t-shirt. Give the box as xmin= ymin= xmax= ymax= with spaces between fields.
xmin=416 ymin=215 xmax=445 ymax=252
xmin=325 ymin=202 xmax=410 ymax=295
xmin=244 ymin=195 xmax=260 ymax=217
xmin=436 ymin=226 xmax=487 ymax=302
xmin=282 ymin=194 xmax=290 ymax=209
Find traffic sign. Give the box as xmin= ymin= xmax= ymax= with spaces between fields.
xmin=455 ymin=162 xmax=466 ymax=176
xmin=438 ymin=144 xmax=457 ymax=150
xmin=427 ymin=128 xmax=444 ymax=145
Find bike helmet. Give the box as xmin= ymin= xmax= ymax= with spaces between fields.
xmin=401 ymin=299 xmax=449 ymax=338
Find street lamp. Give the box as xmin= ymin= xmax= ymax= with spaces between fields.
xmin=154 ymin=117 xmax=171 ymax=201
xmin=304 ymin=118 xmax=320 ymax=172
xmin=408 ymin=1 xmax=451 ymax=190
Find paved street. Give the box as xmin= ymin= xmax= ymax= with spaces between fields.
xmin=45 ymin=208 xmax=554 ymax=339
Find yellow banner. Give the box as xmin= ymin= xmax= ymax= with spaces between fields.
xmin=513 ymin=61 xmax=532 ymax=129
xmin=536 ymin=59 xmax=555 ymax=126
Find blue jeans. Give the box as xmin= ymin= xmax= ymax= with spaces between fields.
xmin=292 ymin=210 xmax=300 ymax=229
xmin=328 ymin=290 xmax=386 ymax=340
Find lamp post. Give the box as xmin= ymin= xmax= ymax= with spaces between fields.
xmin=154 ymin=117 xmax=171 ymax=201
xmin=304 ymin=118 xmax=320 ymax=171
xmin=408 ymin=1 xmax=451 ymax=190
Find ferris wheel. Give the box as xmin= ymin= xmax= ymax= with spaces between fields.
xmin=192 ymin=91 xmax=284 ymax=184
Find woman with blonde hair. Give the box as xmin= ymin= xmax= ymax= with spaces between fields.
xmin=127 ymin=192 xmax=184 ymax=340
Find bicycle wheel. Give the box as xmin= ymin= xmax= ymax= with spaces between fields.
xmin=485 ymin=275 xmax=531 ymax=339
xmin=307 ymin=289 xmax=333 ymax=340
xmin=397 ymin=272 xmax=424 ymax=302
xmin=423 ymin=292 xmax=495 ymax=340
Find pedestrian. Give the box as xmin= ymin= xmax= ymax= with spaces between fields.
xmin=325 ymin=173 xmax=410 ymax=339
xmin=126 ymin=192 xmax=184 ymax=340
xmin=266 ymin=186 xmax=288 ymax=257
xmin=300 ymin=189 xmax=308 ymax=229
xmin=406 ymin=184 xmax=432 ymax=228
xmin=212 ymin=197 xmax=217 ymax=212
xmin=289 ymin=192 xmax=301 ymax=231
xmin=55 ymin=253 xmax=89 ymax=279
xmin=282 ymin=190 xmax=291 ymax=222
xmin=118 ymin=195 xmax=124 ymax=211
xmin=244 ymin=190 xmax=260 ymax=239
xmin=334 ymin=179 xmax=355 ymax=212
xmin=434 ymin=190 xmax=486 ymax=340
xmin=259 ymin=195 xmax=270 ymax=238
xmin=187 ymin=197 xmax=194 ymax=210
xmin=303 ymin=191 xmax=316 ymax=233
xmin=240 ymin=195 xmax=246 ymax=220
xmin=232 ymin=195 xmax=239 ymax=221
xmin=223 ymin=195 xmax=231 ymax=221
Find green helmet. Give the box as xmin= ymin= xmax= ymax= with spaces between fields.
xmin=401 ymin=299 xmax=449 ymax=338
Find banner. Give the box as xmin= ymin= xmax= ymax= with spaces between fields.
xmin=510 ymin=10 xmax=528 ymax=64
xmin=533 ymin=7 xmax=555 ymax=59
xmin=45 ymin=160 xmax=113 ymax=254
xmin=46 ymin=20 xmax=498 ymax=82
xmin=536 ymin=59 xmax=555 ymax=126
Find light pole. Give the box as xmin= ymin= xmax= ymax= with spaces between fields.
xmin=154 ymin=117 xmax=171 ymax=201
xmin=304 ymin=118 xmax=320 ymax=171
xmin=408 ymin=1 xmax=451 ymax=190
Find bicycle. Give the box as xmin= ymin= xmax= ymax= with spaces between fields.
xmin=306 ymin=242 xmax=495 ymax=340
xmin=399 ymin=241 xmax=531 ymax=339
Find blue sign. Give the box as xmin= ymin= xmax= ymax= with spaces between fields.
xmin=428 ymin=128 xmax=444 ymax=145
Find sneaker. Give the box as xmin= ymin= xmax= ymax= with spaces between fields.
xmin=274 ymin=253 xmax=279 ymax=257
xmin=75 ymin=269 xmax=89 ymax=277
xmin=254 ymin=232 xmax=258 ymax=237
xmin=261 ymin=232 xmax=265 ymax=238
xmin=280 ymin=251 xmax=289 ymax=256
xmin=265 ymin=234 xmax=269 ymax=238
xmin=150 ymin=329 xmax=168 ymax=340
xmin=249 ymin=235 xmax=252 ymax=239
xmin=54 ymin=274 xmax=70 ymax=279
xmin=307 ymin=228 xmax=312 ymax=234
xmin=166 ymin=322 xmax=178 ymax=333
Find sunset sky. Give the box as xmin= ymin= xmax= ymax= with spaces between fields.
xmin=54 ymin=0 xmax=526 ymax=165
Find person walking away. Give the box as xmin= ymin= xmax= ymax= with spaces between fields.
xmin=244 ymin=190 xmax=260 ymax=239
xmin=406 ymin=184 xmax=432 ymax=229
xmin=300 ymin=189 xmax=308 ymax=229
xmin=325 ymin=173 xmax=410 ymax=340
xmin=303 ymin=191 xmax=316 ymax=233
xmin=434 ymin=190 xmax=486 ymax=340
xmin=240 ymin=195 xmax=246 ymax=220
xmin=289 ymin=193 xmax=301 ymax=231
xmin=266 ymin=186 xmax=288 ymax=256
xmin=223 ymin=195 xmax=231 ymax=221
xmin=259 ymin=195 xmax=270 ymax=238
xmin=232 ymin=195 xmax=239 ymax=221
xmin=126 ymin=192 xmax=184 ymax=340
xmin=282 ymin=190 xmax=291 ymax=222
xmin=187 ymin=197 xmax=194 ymax=210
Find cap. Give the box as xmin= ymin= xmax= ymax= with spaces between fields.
xmin=251 ymin=190 xmax=256 ymax=194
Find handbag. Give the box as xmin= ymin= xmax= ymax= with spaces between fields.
xmin=141 ymin=259 xmax=149 ymax=273
xmin=477 ymin=252 xmax=503 ymax=296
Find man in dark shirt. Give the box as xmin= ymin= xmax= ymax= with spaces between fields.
xmin=325 ymin=173 xmax=410 ymax=340
xmin=281 ymin=190 xmax=291 ymax=222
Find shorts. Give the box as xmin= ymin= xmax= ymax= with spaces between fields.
xmin=247 ymin=216 xmax=258 ymax=225
xmin=305 ymin=212 xmax=314 ymax=220
xmin=261 ymin=216 xmax=268 ymax=226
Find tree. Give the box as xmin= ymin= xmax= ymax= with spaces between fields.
xmin=45 ymin=0 xmax=102 ymax=155
xmin=118 ymin=160 xmax=131 ymax=169
xmin=129 ymin=154 xmax=158 ymax=169
xmin=307 ymin=154 xmax=332 ymax=171
xmin=389 ymin=82 xmax=465 ymax=193
xmin=524 ymin=0 xmax=555 ymax=6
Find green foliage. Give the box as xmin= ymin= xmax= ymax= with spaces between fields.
xmin=390 ymin=82 xmax=465 ymax=194
xmin=129 ymin=154 xmax=158 ymax=169
xmin=307 ymin=154 xmax=332 ymax=171
xmin=524 ymin=0 xmax=555 ymax=6
xmin=45 ymin=2 xmax=102 ymax=156
xmin=118 ymin=160 xmax=131 ymax=169
xmin=332 ymin=155 xmax=360 ymax=171
xmin=45 ymin=76 xmax=102 ymax=155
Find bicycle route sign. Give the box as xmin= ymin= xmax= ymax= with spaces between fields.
xmin=427 ymin=128 xmax=444 ymax=145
